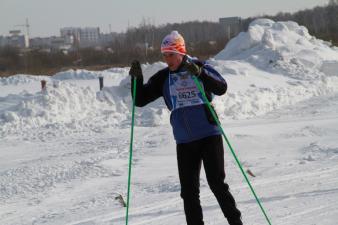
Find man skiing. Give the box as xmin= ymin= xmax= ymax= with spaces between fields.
xmin=129 ymin=30 xmax=243 ymax=225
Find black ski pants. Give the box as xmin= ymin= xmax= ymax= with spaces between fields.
xmin=176 ymin=135 xmax=242 ymax=225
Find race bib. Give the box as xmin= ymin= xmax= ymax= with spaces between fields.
xmin=169 ymin=71 xmax=204 ymax=111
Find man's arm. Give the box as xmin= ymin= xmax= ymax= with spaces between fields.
xmin=183 ymin=58 xmax=227 ymax=96
xmin=199 ymin=64 xmax=227 ymax=96
xmin=129 ymin=60 xmax=163 ymax=107
xmin=131 ymin=73 xmax=162 ymax=107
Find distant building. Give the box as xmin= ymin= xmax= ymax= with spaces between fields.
xmin=2 ymin=26 xmax=115 ymax=50
xmin=30 ymin=37 xmax=53 ymax=48
xmin=60 ymin=27 xmax=80 ymax=45
xmin=219 ymin=17 xmax=242 ymax=40
xmin=99 ymin=32 xmax=118 ymax=46
xmin=60 ymin=27 xmax=100 ymax=48
xmin=0 ymin=30 xmax=29 ymax=48
xmin=30 ymin=36 xmax=72 ymax=53
xmin=50 ymin=36 xmax=72 ymax=52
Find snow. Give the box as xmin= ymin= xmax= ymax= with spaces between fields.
xmin=1 ymin=19 xmax=338 ymax=225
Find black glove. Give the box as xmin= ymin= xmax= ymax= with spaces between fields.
xmin=129 ymin=60 xmax=143 ymax=78
xmin=182 ymin=58 xmax=202 ymax=77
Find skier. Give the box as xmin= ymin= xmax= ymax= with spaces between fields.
xmin=129 ymin=30 xmax=243 ymax=225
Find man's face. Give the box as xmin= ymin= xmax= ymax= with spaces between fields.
xmin=162 ymin=52 xmax=184 ymax=71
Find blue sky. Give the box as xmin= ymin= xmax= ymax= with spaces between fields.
xmin=0 ymin=0 xmax=329 ymax=37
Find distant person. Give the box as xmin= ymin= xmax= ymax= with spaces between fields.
xmin=129 ymin=31 xmax=243 ymax=225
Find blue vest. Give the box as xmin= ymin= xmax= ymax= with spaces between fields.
xmin=162 ymin=65 xmax=221 ymax=144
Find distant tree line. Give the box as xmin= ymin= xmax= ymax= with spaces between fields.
xmin=0 ymin=1 xmax=337 ymax=76
xmin=0 ymin=46 xmax=122 ymax=76
xmin=110 ymin=19 xmax=228 ymax=64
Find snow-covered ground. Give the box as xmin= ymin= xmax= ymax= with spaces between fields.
xmin=1 ymin=19 xmax=338 ymax=225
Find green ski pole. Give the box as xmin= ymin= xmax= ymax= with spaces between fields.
xmin=192 ymin=76 xmax=272 ymax=225
xmin=125 ymin=78 xmax=137 ymax=225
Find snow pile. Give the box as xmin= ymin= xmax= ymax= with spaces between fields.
xmin=0 ymin=74 xmax=168 ymax=137
xmin=52 ymin=68 xmax=130 ymax=86
xmin=0 ymin=74 xmax=46 ymax=85
xmin=211 ymin=18 xmax=338 ymax=119
xmin=320 ymin=60 xmax=338 ymax=76
xmin=53 ymin=68 xmax=131 ymax=80
xmin=207 ymin=60 xmax=337 ymax=119
xmin=215 ymin=18 xmax=338 ymax=79
xmin=0 ymin=82 xmax=131 ymax=138
xmin=53 ymin=69 xmax=100 ymax=80
xmin=98 ymin=84 xmax=169 ymax=127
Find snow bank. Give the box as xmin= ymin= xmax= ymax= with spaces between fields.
xmin=0 ymin=79 xmax=137 ymax=138
xmin=0 ymin=72 xmax=168 ymax=138
xmin=52 ymin=68 xmax=130 ymax=87
xmin=215 ymin=19 xmax=338 ymax=79
xmin=0 ymin=74 xmax=48 ymax=85
xmin=53 ymin=69 xmax=100 ymax=80
xmin=320 ymin=60 xmax=338 ymax=76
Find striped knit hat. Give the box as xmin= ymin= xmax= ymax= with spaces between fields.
xmin=161 ymin=31 xmax=186 ymax=55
